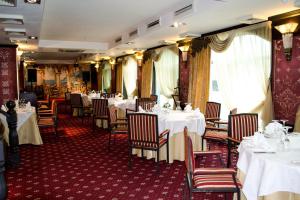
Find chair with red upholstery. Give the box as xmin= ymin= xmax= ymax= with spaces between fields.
xmin=202 ymin=108 xmax=237 ymax=150
xmin=70 ymin=93 xmax=92 ymax=123
xmin=205 ymin=101 xmax=221 ymax=126
xmin=107 ymin=106 xmax=128 ymax=149
xmin=92 ymin=98 xmax=109 ymax=131
xmin=227 ymin=113 xmax=258 ymax=167
xmin=38 ymin=100 xmax=58 ymax=136
xmin=127 ymin=113 xmax=169 ymax=171
xmin=184 ymin=127 xmax=241 ymax=200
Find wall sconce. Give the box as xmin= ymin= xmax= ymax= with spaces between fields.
xmin=275 ymin=22 xmax=298 ymax=61
xmin=135 ymin=52 xmax=143 ymax=67
xmin=94 ymin=62 xmax=100 ymax=72
xmin=109 ymin=58 xmax=116 ymax=70
xmin=178 ymin=45 xmax=190 ymax=62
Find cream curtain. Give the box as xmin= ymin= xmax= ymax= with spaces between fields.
xmin=188 ymin=46 xmax=211 ymax=112
xmin=116 ymin=63 xmax=123 ymax=93
xmin=122 ymin=56 xmax=137 ymax=97
xmin=141 ymin=59 xmax=153 ymax=98
xmin=102 ymin=62 xmax=111 ymax=91
xmin=211 ymin=22 xmax=273 ymax=126
xmin=154 ymin=47 xmax=179 ymax=98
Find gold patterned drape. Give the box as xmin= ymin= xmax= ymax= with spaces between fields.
xmin=141 ymin=59 xmax=153 ymax=98
xmin=97 ymin=67 xmax=103 ymax=91
xmin=115 ymin=63 xmax=123 ymax=93
xmin=188 ymin=46 xmax=211 ymax=113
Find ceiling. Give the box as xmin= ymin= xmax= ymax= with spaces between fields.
xmin=0 ymin=0 xmax=299 ymax=64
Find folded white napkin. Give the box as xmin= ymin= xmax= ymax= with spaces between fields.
xmin=138 ymin=106 xmax=146 ymax=113
xmin=184 ymin=104 xmax=192 ymax=112
xmin=245 ymin=132 xmax=275 ymax=152
xmin=152 ymin=104 xmax=161 ymax=113
xmin=193 ymin=108 xmax=201 ymax=117
xmin=1 ymin=105 xmax=7 ymax=112
xmin=264 ymin=122 xmax=285 ymax=138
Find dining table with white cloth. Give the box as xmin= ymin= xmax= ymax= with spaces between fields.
xmin=132 ymin=109 xmax=206 ymax=163
xmin=237 ymin=133 xmax=300 ymax=200
xmin=0 ymin=108 xmax=43 ymax=145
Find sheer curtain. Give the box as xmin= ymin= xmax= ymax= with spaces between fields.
xmin=102 ymin=62 xmax=111 ymax=91
xmin=211 ymin=23 xmax=272 ymax=125
xmin=154 ymin=47 xmax=179 ymax=99
xmin=122 ymin=56 xmax=137 ymax=98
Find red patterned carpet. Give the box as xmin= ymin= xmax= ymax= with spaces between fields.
xmin=6 ymin=114 xmax=237 ymax=200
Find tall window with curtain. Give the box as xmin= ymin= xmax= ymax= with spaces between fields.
xmin=153 ymin=47 xmax=179 ymax=106
xmin=102 ymin=62 xmax=111 ymax=93
xmin=209 ymin=22 xmax=273 ymax=126
xmin=122 ymin=56 xmax=137 ymax=98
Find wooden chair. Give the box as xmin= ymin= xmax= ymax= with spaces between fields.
xmin=92 ymin=99 xmax=109 ymax=131
xmin=107 ymin=106 xmax=128 ymax=149
xmin=227 ymin=113 xmax=258 ymax=167
xmin=70 ymin=93 xmax=92 ymax=123
xmin=127 ymin=113 xmax=170 ymax=171
xmin=202 ymin=108 xmax=237 ymax=150
xmin=64 ymin=92 xmax=71 ymax=113
xmin=205 ymin=102 xmax=221 ymax=126
xmin=38 ymin=100 xmax=58 ymax=136
xmin=184 ymin=127 xmax=241 ymax=200
xmin=135 ymin=98 xmax=156 ymax=111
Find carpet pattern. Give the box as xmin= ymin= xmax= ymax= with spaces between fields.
xmin=6 ymin=114 xmax=238 ymax=200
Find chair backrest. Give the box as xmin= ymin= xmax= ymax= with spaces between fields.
xmin=205 ymin=101 xmax=221 ymax=119
xmin=228 ymin=113 xmax=258 ymax=142
xmin=136 ymin=98 xmax=156 ymax=111
xmin=128 ymin=113 xmax=159 ymax=148
xmin=92 ymin=99 xmax=108 ymax=116
xmin=65 ymin=92 xmax=71 ymax=101
xmin=70 ymin=93 xmax=82 ymax=107
xmin=150 ymin=94 xmax=158 ymax=103
xmin=108 ymin=106 xmax=118 ymax=125
xmin=20 ymin=92 xmax=38 ymax=109
xmin=184 ymin=127 xmax=195 ymax=175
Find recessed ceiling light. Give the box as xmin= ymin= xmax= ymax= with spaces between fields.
xmin=0 ymin=14 xmax=23 ymax=25
xmin=10 ymin=37 xmax=28 ymax=44
xmin=170 ymin=22 xmax=186 ymax=28
xmin=24 ymin=0 xmax=40 ymax=4
xmin=126 ymin=42 xmax=134 ymax=45
xmin=28 ymin=36 xmax=38 ymax=40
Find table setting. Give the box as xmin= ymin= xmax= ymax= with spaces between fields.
xmin=237 ymin=121 xmax=300 ymax=200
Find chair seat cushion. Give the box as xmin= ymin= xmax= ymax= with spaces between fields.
xmin=194 ymin=168 xmax=236 ymax=175
xmin=204 ymin=131 xmax=227 ymax=141
xmin=112 ymin=126 xmax=128 ymax=134
xmin=38 ymin=118 xmax=55 ymax=126
xmin=193 ymin=174 xmax=241 ymax=190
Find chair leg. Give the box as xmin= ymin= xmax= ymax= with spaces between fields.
xmin=201 ymin=137 xmax=204 ymax=151
xmin=237 ymin=189 xmax=241 ymax=200
xmin=166 ymin=142 xmax=169 ymax=163
xmin=227 ymin=141 xmax=231 ymax=168
xmin=92 ymin=117 xmax=95 ymax=132
xmin=141 ymin=149 xmax=144 ymax=158
xmin=156 ymin=149 xmax=160 ymax=172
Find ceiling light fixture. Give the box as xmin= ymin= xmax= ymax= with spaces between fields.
xmin=275 ymin=22 xmax=298 ymax=61
xmin=24 ymin=0 xmax=40 ymax=4
xmin=178 ymin=42 xmax=190 ymax=62
xmin=170 ymin=22 xmax=186 ymax=28
xmin=28 ymin=36 xmax=38 ymax=40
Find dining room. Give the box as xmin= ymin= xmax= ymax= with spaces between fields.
xmin=0 ymin=0 xmax=300 ymax=200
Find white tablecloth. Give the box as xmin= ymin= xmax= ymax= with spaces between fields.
xmin=237 ymin=134 xmax=300 ymax=200
xmin=133 ymin=110 xmax=206 ymax=163
xmin=0 ymin=109 xmax=43 ymax=145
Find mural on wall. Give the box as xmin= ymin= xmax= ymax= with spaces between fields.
xmin=272 ymin=36 xmax=300 ymax=125
xmin=25 ymin=64 xmax=93 ymax=97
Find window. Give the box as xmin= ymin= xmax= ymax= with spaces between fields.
xmin=209 ymin=33 xmax=271 ymax=121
